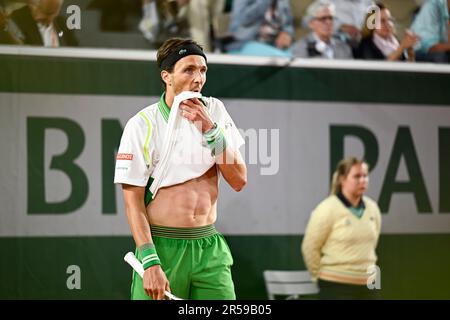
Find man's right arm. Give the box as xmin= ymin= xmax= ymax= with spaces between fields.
xmin=116 ymin=114 xmax=170 ymax=299
xmin=122 ymin=184 xmax=152 ymax=247
xmin=122 ymin=184 xmax=170 ymax=300
xmin=428 ymin=43 xmax=450 ymax=53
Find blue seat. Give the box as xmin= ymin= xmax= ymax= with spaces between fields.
xmin=230 ymin=41 xmax=292 ymax=58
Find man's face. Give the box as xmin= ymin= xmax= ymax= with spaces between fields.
xmin=309 ymin=7 xmax=334 ymax=41
xmin=30 ymin=0 xmax=63 ymax=25
xmin=164 ymin=55 xmax=207 ymax=96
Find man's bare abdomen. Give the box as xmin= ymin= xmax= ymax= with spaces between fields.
xmin=147 ymin=166 xmax=218 ymax=227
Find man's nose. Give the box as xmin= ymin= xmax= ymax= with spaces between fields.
xmin=193 ymin=71 xmax=203 ymax=83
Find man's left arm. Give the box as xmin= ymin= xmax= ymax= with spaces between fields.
xmin=180 ymin=97 xmax=247 ymax=192
xmin=216 ymin=146 xmax=247 ymax=192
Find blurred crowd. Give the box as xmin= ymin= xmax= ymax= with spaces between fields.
xmin=0 ymin=0 xmax=449 ymax=63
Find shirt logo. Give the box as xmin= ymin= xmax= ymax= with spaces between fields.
xmin=179 ymin=49 xmax=187 ymax=55
xmin=116 ymin=153 xmax=133 ymax=160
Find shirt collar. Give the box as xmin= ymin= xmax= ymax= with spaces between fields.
xmin=337 ymin=192 xmax=365 ymax=209
xmin=158 ymin=92 xmax=170 ymax=123
xmin=312 ymin=32 xmax=335 ymax=46
xmin=158 ymin=91 xmax=209 ymax=123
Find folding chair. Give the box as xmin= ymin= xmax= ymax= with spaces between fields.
xmin=263 ymin=270 xmax=319 ymax=300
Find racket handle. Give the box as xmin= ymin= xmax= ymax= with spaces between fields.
xmin=123 ymin=252 xmax=182 ymax=300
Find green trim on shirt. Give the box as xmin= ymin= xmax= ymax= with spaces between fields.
xmin=158 ymin=92 xmax=170 ymax=122
xmin=158 ymin=92 xmax=208 ymax=123
xmin=144 ymin=176 xmax=154 ymax=207
xmin=138 ymin=112 xmax=152 ymax=165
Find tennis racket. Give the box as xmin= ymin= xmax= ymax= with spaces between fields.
xmin=124 ymin=252 xmax=182 ymax=300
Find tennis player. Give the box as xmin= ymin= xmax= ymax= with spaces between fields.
xmin=114 ymin=38 xmax=247 ymax=300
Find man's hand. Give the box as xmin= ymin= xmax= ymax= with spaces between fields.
xmin=143 ymin=264 xmax=171 ymax=300
xmin=400 ymin=30 xmax=420 ymax=50
xmin=179 ymin=98 xmax=214 ymax=133
xmin=275 ymin=31 xmax=292 ymax=49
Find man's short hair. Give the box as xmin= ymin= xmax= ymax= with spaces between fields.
xmin=157 ymin=38 xmax=206 ymax=73
xmin=304 ymin=0 xmax=336 ymax=25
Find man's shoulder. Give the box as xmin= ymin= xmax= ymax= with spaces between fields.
xmin=292 ymin=34 xmax=313 ymax=56
xmin=292 ymin=36 xmax=308 ymax=48
xmin=332 ymin=37 xmax=353 ymax=57
xmin=11 ymin=5 xmax=33 ymax=24
xmin=202 ymin=96 xmax=226 ymax=113
xmin=138 ymin=101 xmax=159 ymax=115
xmin=202 ymin=95 xmax=223 ymax=106
xmin=333 ymin=36 xmax=348 ymax=46
xmin=125 ymin=102 xmax=159 ymax=127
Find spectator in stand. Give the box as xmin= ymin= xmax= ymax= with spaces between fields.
xmin=0 ymin=2 xmax=23 ymax=44
xmin=225 ymin=0 xmax=294 ymax=57
xmin=292 ymin=0 xmax=353 ymax=59
xmin=139 ymin=0 xmax=189 ymax=46
xmin=10 ymin=0 xmax=78 ymax=47
xmin=183 ymin=0 xmax=226 ymax=52
xmin=410 ymin=0 xmax=449 ymax=63
xmin=329 ymin=0 xmax=374 ymax=49
xmin=357 ymin=2 xmax=419 ymax=61
xmin=139 ymin=0 xmax=226 ymax=52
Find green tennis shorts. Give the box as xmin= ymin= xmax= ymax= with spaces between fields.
xmin=131 ymin=224 xmax=236 ymax=300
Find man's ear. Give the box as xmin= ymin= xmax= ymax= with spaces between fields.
xmin=161 ymin=70 xmax=171 ymax=86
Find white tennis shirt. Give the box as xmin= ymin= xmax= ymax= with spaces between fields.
xmin=114 ymin=94 xmax=245 ymax=190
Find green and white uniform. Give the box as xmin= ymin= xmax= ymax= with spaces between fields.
xmin=114 ymin=93 xmax=244 ymax=299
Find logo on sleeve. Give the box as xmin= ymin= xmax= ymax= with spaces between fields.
xmin=116 ymin=153 xmax=134 ymax=160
